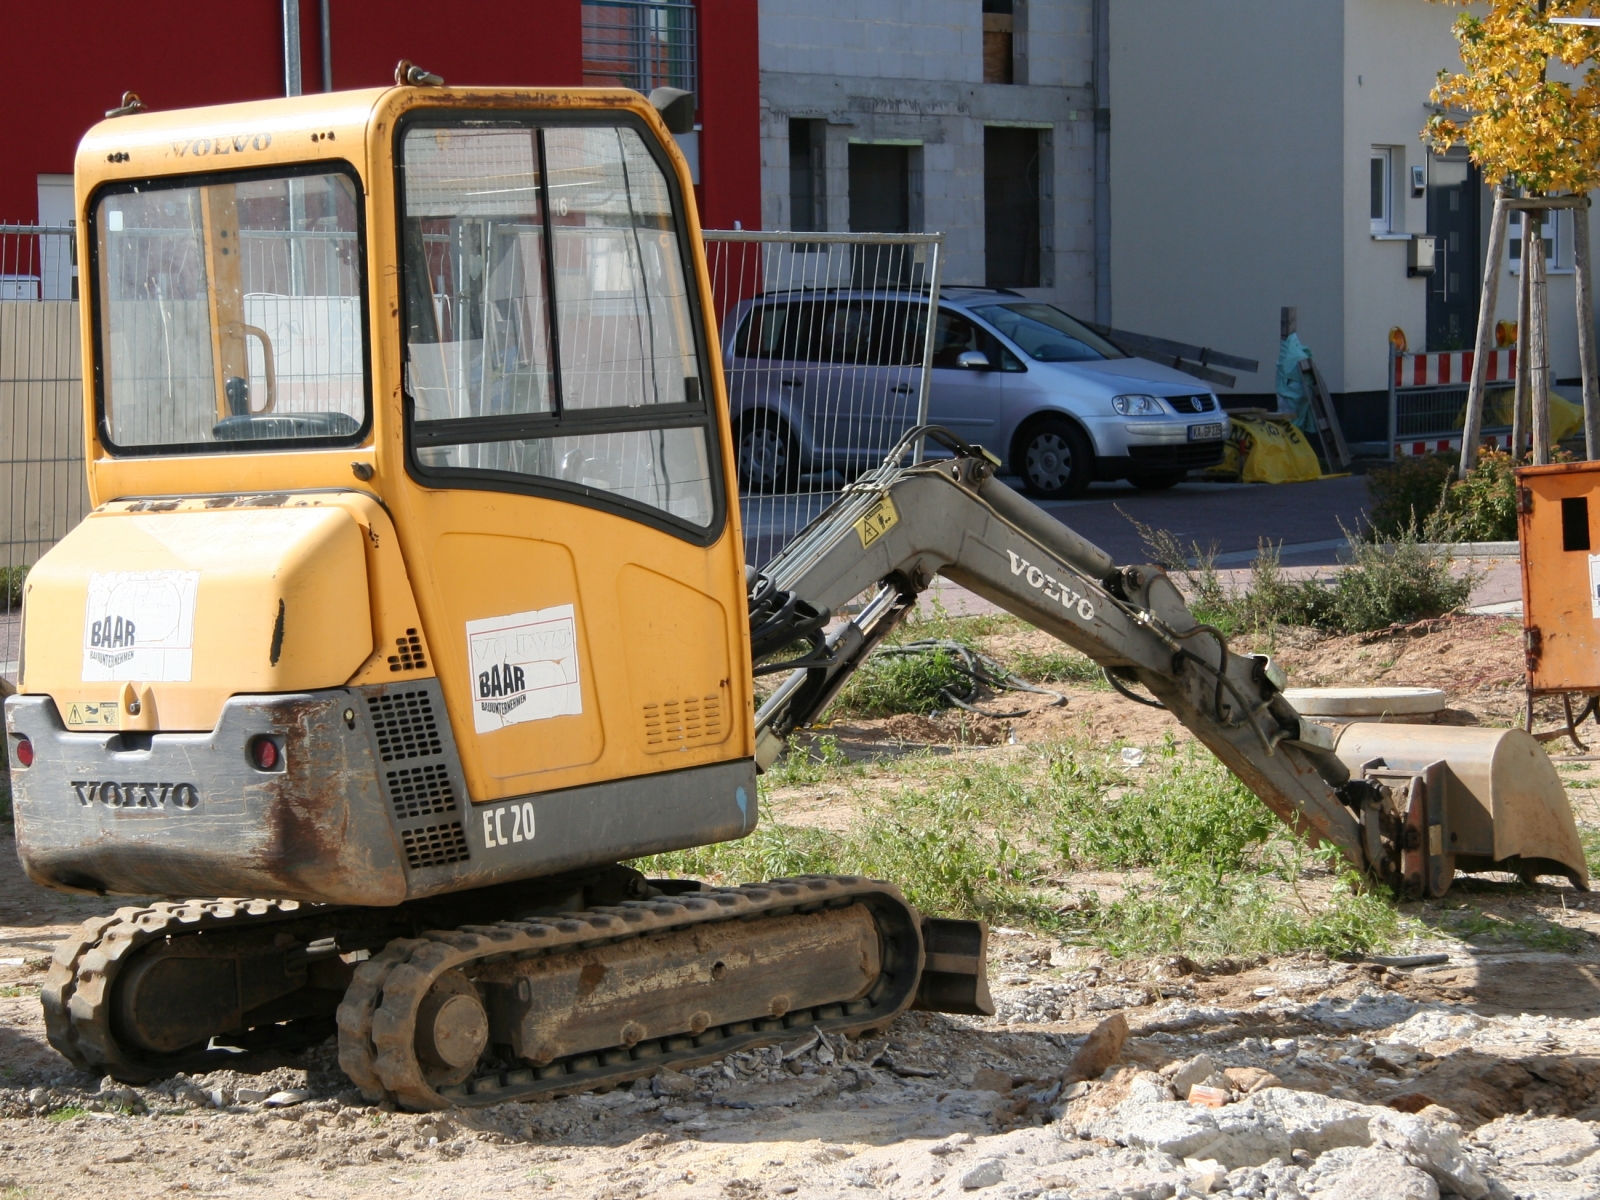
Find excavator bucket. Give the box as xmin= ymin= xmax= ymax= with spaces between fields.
xmin=1334 ymin=723 xmax=1589 ymax=895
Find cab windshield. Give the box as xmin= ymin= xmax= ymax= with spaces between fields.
xmin=93 ymin=167 xmax=367 ymax=452
xmin=969 ymin=302 xmax=1124 ymax=363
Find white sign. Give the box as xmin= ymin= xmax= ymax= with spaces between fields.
xmin=1590 ymin=554 xmax=1600 ymax=619
xmin=465 ymin=604 xmax=583 ymax=734
xmin=81 ymin=570 xmax=200 ymax=682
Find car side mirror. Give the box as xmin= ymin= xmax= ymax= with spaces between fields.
xmin=956 ymin=350 xmax=990 ymax=370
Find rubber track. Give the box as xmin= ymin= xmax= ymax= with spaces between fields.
xmin=340 ymin=876 xmax=925 ymax=1111
xmin=41 ymin=899 xmax=313 ymax=1083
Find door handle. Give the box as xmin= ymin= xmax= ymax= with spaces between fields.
xmin=781 ymin=379 xmax=804 ymax=388
xmin=891 ymin=384 xmax=914 ymax=394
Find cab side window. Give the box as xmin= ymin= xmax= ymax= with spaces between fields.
xmin=401 ymin=120 xmax=716 ymax=534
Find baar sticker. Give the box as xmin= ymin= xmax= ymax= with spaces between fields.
xmin=465 ymin=604 xmax=583 ymax=734
xmin=82 ymin=570 xmax=200 ymax=682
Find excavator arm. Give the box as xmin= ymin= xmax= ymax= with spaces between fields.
xmin=748 ymin=430 xmax=1589 ymax=896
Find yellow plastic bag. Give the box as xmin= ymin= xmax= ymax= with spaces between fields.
xmin=1221 ymin=414 xmax=1321 ymax=483
xmin=1475 ymin=388 xmax=1584 ymax=443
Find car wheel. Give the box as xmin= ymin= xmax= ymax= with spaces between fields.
xmin=1128 ymin=471 xmax=1186 ymax=491
xmin=1015 ymin=418 xmax=1094 ymax=499
xmin=736 ymin=412 xmax=800 ymax=494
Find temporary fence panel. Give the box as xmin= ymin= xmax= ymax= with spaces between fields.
xmin=702 ymin=231 xmax=944 ymax=568
xmin=1 ymin=225 xmax=86 ymax=685
xmin=0 ymin=224 xmax=941 ymax=686
xmin=1388 ymin=347 xmax=1517 ymax=458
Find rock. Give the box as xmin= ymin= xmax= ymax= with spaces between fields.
xmin=1080 ymin=1098 xmax=1291 ymax=1169
xmin=1183 ymin=1157 xmax=1227 ymax=1194
xmin=1312 ymin=1145 xmax=1440 ymax=1200
xmin=206 ymin=1088 xmax=229 ymax=1109
xmin=1373 ymin=1041 xmax=1420 ymax=1069
xmin=234 ymin=1088 xmax=270 ymax=1105
xmin=652 ymin=1069 xmax=696 ymax=1097
xmin=1170 ymin=1055 xmax=1218 ymax=1098
xmin=1222 ymin=1067 xmax=1280 ymax=1094
xmin=1472 ymin=1114 xmax=1600 ymax=1170
xmin=1065 ymin=1014 xmax=1128 ymax=1083
xmin=1388 ymin=1009 xmax=1483 ymax=1046
xmin=265 ymin=1090 xmax=309 ymax=1108
xmin=1187 ymin=1085 xmax=1230 ymax=1109
xmin=928 ymin=1133 xmax=974 ymax=1156
xmin=959 ymin=1159 xmax=1004 ymax=1190
xmin=1370 ymin=1110 xmax=1489 ymax=1200
xmin=1387 ymin=1093 xmax=1438 ymax=1114
xmin=1239 ymin=1088 xmax=1376 ymax=1155
xmin=25 ymin=1088 xmax=46 ymax=1110
xmin=1061 ymin=1081 xmax=1092 ymax=1101
xmin=659 ymin=1106 xmax=698 ymax=1123
xmin=971 ymin=1068 xmax=1014 ymax=1095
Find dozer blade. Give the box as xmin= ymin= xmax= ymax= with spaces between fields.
xmin=1335 ymin=723 xmax=1589 ymax=894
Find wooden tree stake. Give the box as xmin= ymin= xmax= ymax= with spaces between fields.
xmin=1461 ymin=186 xmax=1510 ymax=474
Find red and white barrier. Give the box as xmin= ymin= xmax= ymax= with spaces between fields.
xmin=1392 ymin=349 xmax=1516 ymax=389
xmin=1392 ymin=432 xmax=1515 ymax=457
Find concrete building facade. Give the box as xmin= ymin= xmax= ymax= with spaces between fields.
xmin=1109 ymin=0 xmax=1600 ymax=440
xmin=757 ymin=0 xmax=1100 ymax=312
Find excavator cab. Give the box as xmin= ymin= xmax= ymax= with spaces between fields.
xmin=9 ymin=82 xmax=757 ymax=906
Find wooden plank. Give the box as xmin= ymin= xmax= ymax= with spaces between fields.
xmin=1085 ymin=323 xmax=1259 ymax=374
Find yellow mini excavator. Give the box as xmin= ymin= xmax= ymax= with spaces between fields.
xmin=3 ymin=72 xmax=1589 ymax=1111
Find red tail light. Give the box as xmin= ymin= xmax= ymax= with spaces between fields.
xmin=14 ymin=738 xmax=33 ymax=768
xmin=250 ymin=737 xmax=280 ymax=771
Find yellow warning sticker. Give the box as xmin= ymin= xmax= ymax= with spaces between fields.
xmin=65 ymin=701 xmax=120 ymax=729
xmin=854 ymin=495 xmax=899 ymax=550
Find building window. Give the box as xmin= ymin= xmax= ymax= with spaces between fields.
xmin=985 ymin=127 xmax=1041 ymax=288
xmin=1370 ymin=148 xmax=1393 ymax=235
xmin=582 ymin=0 xmax=698 ymax=96
xmin=983 ymin=0 xmax=1015 ymax=85
xmin=788 ymin=119 xmax=825 ymax=232
xmin=1510 ymin=208 xmax=1564 ymax=272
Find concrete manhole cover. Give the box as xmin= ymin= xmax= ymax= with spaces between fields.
xmin=1281 ymin=686 xmax=1447 ymax=716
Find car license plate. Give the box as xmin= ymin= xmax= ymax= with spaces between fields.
xmin=1188 ymin=422 xmax=1225 ymax=441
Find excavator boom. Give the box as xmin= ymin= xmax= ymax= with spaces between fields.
xmin=748 ymin=429 xmax=1588 ymax=897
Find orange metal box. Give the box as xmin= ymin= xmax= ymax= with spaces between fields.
xmin=1518 ymin=461 xmax=1600 ymax=694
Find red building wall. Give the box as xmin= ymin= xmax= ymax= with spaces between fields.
xmin=2 ymin=0 xmax=757 ymax=230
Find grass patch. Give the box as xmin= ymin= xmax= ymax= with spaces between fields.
xmin=763 ymin=734 xmax=863 ymax=788
xmin=638 ymin=735 xmax=1405 ymax=960
xmin=45 ymin=1106 xmax=86 ymax=1122
xmin=1433 ymin=905 xmax=1586 ymax=953
xmin=1003 ymin=646 xmax=1106 ymax=687
xmin=828 ymin=644 xmax=969 ymax=718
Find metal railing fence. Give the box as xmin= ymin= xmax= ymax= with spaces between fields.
xmin=702 ymin=231 xmax=945 ymax=567
xmin=2 ymin=224 xmax=86 ymax=685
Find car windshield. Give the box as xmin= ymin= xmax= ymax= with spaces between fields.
xmin=94 ymin=168 xmax=367 ymax=452
xmin=969 ymin=302 xmax=1123 ymax=363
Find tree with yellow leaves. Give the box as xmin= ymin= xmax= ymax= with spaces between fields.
xmin=1428 ymin=0 xmax=1600 ymax=469
xmin=1428 ymin=0 xmax=1600 ymax=194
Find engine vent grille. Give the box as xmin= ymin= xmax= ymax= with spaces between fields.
xmin=401 ymin=821 xmax=470 ymax=869
xmin=368 ymin=690 xmax=443 ymax=762
xmin=387 ymin=628 xmax=428 ymax=673
xmin=1167 ymin=394 xmax=1217 ymax=414
xmin=643 ymin=693 xmax=724 ymax=752
xmin=387 ymin=762 xmax=457 ymax=820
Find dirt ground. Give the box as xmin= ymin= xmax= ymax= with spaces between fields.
xmin=4 ymin=618 xmax=1600 ymax=1198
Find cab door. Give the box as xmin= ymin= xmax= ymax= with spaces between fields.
xmin=389 ymin=114 xmax=749 ymax=803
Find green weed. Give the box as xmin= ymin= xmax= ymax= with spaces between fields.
xmin=764 ymin=734 xmax=862 ymax=787
xmin=45 ymin=1106 xmax=86 ymax=1122
xmin=0 ymin=565 xmax=25 ymax=608
xmin=827 ymin=644 xmax=968 ymax=717
xmin=1003 ymin=646 xmax=1106 ymax=687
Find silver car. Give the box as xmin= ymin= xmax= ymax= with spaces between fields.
xmin=723 ymin=287 xmax=1227 ymax=498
